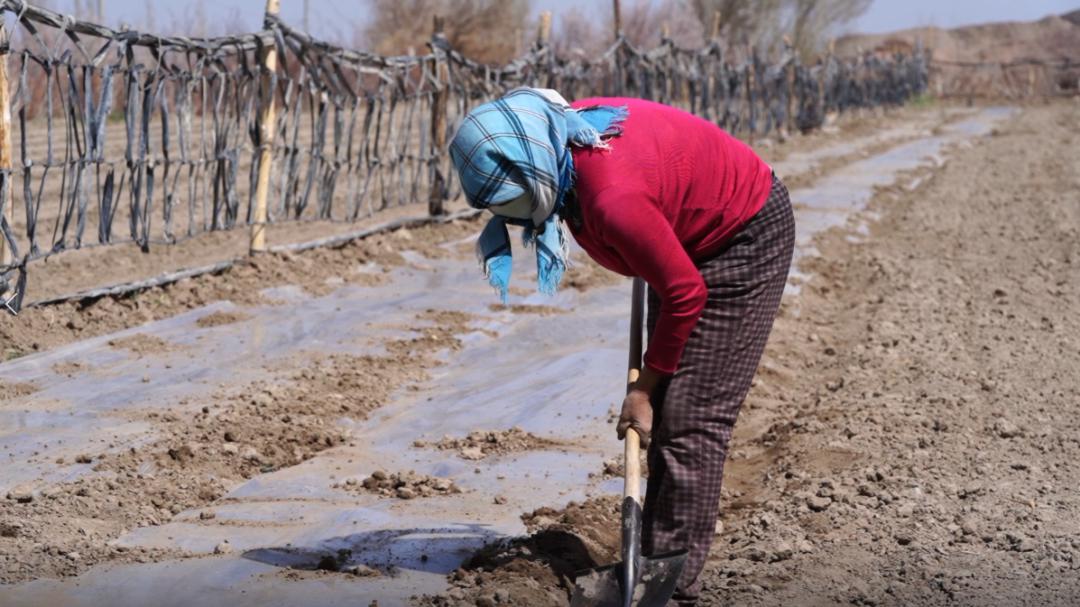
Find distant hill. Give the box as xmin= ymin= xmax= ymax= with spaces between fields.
xmin=837 ymin=13 xmax=1080 ymax=64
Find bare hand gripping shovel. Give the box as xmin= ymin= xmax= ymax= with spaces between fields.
xmin=570 ymin=278 xmax=688 ymax=607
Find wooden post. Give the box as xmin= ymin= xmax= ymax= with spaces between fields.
xmin=745 ymin=44 xmax=756 ymax=145
xmin=0 ymin=22 xmax=13 ymax=268
xmin=710 ymin=10 xmax=722 ymax=41
xmin=96 ymin=0 xmax=105 ymax=22
xmin=250 ymin=0 xmax=280 ymax=254
xmin=784 ymin=34 xmax=796 ymax=135
xmin=537 ymin=10 xmax=552 ymax=47
xmin=821 ymin=39 xmax=834 ymax=115
xmin=428 ymin=15 xmax=448 ymax=217
xmin=612 ymin=0 xmax=622 ymax=41
xmin=661 ymin=22 xmax=670 ymax=41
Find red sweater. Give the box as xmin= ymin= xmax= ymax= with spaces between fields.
xmin=569 ymin=98 xmax=773 ymax=374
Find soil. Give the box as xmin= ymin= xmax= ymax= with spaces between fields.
xmin=562 ymin=254 xmax=623 ymax=293
xmin=488 ymin=304 xmax=567 ymax=316
xmin=194 ymin=310 xmax=252 ymax=328
xmin=5 ymin=100 xmax=1074 ymax=604
xmin=0 ymin=217 xmax=482 ymax=360
xmin=338 ymin=470 xmax=463 ymax=500
xmin=49 ymin=361 xmax=86 ymax=376
xmin=414 ymin=101 xmax=1080 ymax=606
xmin=686 ymin=97 xmax=1080 ymax=607
xmin=0 ymin=307 xmax=480 ymax=584
xmin=417 ymin=428 xmax=565 ymax=461
xmin=415 ymin=497 xmax=621 ymax=607
xmin=0 ymin=380 xmax=37 ymax=401
xmin=591 ymin=453 xmax=650 ymax=481
xmin=107 ymin=333 xmax=178 ymax=355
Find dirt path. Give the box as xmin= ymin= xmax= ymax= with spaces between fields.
xmin=692 ymin=100 xmax=1080 ymax=606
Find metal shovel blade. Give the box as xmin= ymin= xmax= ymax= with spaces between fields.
xmin=568 ymin=549 xmax=688 ymax=607
xmin=571 ymin=279 xmax=688 ymax=606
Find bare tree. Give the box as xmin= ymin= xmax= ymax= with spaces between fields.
xmin=690 ymin=0 xmax=786 ymax=52
xmin=168 ymin=0 xmax=214 ymax=37
xmin=217 ymin=7 xmax=248 ymax=37
xmin=142 ymin=0 xmax=155 ymax=32
xmin=362 ymin=0 xmax=532 ymax=65
xmin=786 ymin=0 xmax=870 ymax=60
xmin=611 ymin=0 xmax=705 ymax=49
xmin=552 ymin=7 xmax=606 ymax=58
xmin=689 ymin=0 xmax=867 ymax=58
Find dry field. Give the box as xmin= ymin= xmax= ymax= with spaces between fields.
xmin=2 ymin=99 xmax=1078 ymax=606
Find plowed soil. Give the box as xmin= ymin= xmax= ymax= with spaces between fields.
xmin=4 ymin=101 xmax=1077 ymax=607
xmin=415 ymin=101 xmax=1080 ymax=606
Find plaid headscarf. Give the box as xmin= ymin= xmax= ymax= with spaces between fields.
xmin=449 ymin=88 xmax=627 ymax=302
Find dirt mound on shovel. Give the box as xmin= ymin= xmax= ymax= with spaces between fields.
xmin=415 ymin=497 xmax=620 ymax=607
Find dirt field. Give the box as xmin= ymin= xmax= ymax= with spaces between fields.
xmin=415 ymin=101 xmax=1080 ymax=606
xmin=3 ymin=99 xmax=1078 ymax=606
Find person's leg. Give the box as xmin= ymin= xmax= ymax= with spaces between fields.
xmin=642 ymin=176 xmax=795 ymax=605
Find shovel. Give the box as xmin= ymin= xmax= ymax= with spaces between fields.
xmin=570 ymin=278 xmax=688 ymax=607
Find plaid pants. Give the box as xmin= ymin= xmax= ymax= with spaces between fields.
xmin=643 ymin=174 xmax=795 ymax=605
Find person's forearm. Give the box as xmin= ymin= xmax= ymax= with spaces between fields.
xmin=631 ymin=363 xmax=667 ymax=397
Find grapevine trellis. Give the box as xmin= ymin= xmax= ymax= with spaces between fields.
xmin=0 ymin=0 xmax=931 ymax=314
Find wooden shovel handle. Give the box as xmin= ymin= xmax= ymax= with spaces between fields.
xmin=624 ymin=425 xmax=642 ymax=503
xmin=627 ymin=278 xmax=645 ymax=392
xmin=624 ymin=278 xmax=646 ymax=503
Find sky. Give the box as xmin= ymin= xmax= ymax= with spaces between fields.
xmin=24 ymin=0 xmax=1080 ymax=41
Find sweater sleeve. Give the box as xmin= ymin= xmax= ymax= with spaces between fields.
xmin=592 ymin=189 xmax=707 ymax=374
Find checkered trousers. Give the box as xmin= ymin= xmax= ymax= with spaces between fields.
xmin=642 ymin=173 xmax=795 ymax=605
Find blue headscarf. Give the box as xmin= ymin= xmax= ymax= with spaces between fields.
xmin=449 ymin=88 xmax=627 ymax=302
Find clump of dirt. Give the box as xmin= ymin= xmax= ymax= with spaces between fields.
xmin=107 ymin=333 xmax=176 ymax=355
xmin=384 ymin=309 xmax=479 ymax=357
xmin=417 ymin=309 xmax=475 ymax=328
xmin=0 ymin=380 xmax=37 ymax=401
xmin=194 ymin=310 xmax=251 ymax=328
xmin=416 ymin=427 xmax=564 ymax=460
xmin=488 ymin=304 xmax=566 ymax=316
xmin=50 ymin=361 xmax=86 ymax=376
xmin=0 ymin=308 xmax=475 ymax=584
xmin=338 ymin=470 xmax=462 ymax=500
xmin=416 ymin=497 xmax=620 ymax=607
xmin=590 ymin=453 xmax=649 ymax=480
xmin=563 ymin=256 xmax=622 ymax=292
